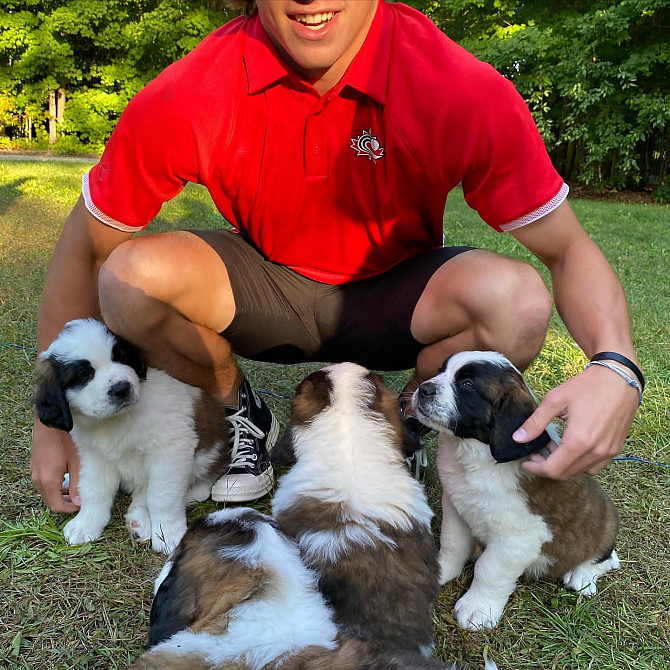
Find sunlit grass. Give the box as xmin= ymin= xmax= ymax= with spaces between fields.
xmin=1 ymin=158 xmax=668 ymax=669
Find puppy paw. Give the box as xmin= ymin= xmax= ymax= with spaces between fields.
xmin=607 ymin=549 xmax=621 ymax=571
xmin=185 ymin=482 xmax=212 ymax=504
xmin=151 ymin=520 xmax=187 ymax=555
xmin=438 ymin=554 xmax=466 ymax=584
xmin=454 ymin=590 xmax=504 ymax=630
xmin=125 ymin=506 xmax=152 ymax=543
xmin=63 ymin=515 xmax=105 ymax=545
xmin=562 ymin=561 xmax=607 ymax=597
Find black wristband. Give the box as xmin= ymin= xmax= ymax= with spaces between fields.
xmin=590 ymin=352 xmax=645 ymax=391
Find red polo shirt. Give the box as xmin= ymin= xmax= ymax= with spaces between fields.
xmin=84 ymin=1 xmax=566 ymax=284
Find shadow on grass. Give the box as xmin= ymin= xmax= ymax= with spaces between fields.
xmin=0 ymin=177 xmax=33 ymax=214
xmin=152 ymin=195 xmax=229 ymax=234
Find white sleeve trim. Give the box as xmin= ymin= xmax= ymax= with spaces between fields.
xmin=81 ymin=172 xmax=143 ymax=233
xmin=500 ymin=182 xmax=570 ymax=232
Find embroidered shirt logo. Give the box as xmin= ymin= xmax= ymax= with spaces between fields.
xmin=350 ymin=129 xmax=384 ymax=162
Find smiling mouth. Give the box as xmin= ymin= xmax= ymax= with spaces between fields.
xmin=291 ymin=11 xmax=336 ymax=30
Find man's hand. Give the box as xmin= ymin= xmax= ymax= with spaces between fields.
xmin=514 ymin=364 xmax=640 ymax=479
xmin=30 ymin=420 xmax=81 ymax=512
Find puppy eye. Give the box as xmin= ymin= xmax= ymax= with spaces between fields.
xmin=458 ymin=379 xmax=474 ymax=389
xmin=60 ymin=360 xmax=95 ymax=388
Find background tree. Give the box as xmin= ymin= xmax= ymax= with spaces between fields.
xmin=417 ymin=0 xmax=670 ymax=192
xmin=0 ymin=1 xmax=233 ymax=149
xmin=1 ymin=0 xmax=668 ymax=196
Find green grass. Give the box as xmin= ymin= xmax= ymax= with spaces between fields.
xmin=1 ymin=158 xmax=669 ymax=669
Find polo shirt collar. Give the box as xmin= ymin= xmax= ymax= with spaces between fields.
xmin=243 ymin=0 xmax=391 ymax=103
xmin=244 ymin=16 xmax=291 ymax=95
xmin=340 ymin=0 xmax=391 ymax=105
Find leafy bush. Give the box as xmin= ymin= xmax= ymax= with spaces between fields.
xmin=653 ymin=181 xmax=670 ymax=203
xmin=1 ymin=0 xmax=668 ymax=192
xmin=419 ymin=0 xmax=670 ymax=191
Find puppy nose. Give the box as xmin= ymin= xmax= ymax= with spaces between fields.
xmin=109 ymin=380 xmax=131 ymax=400
xmin=418 ymin=381 xmax=437 ymax=398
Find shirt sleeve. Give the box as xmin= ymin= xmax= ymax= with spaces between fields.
xmin=460 ymin=70 xmax=567 ymax=232
xmin=83 ymin=79 xmax=200 ymax=232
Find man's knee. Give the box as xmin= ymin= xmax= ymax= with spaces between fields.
xmin=449 ymin=253 xmax=551 ymax=346
xmin=470 ymin=258 xmax=552 ymax=367
xmin=98 ymin=232 xmax=236 ymax=337
xmin=98 ymin=238 xmax=165 ymax=335
xmin=503 ymin=261 xmax=553 ymax=336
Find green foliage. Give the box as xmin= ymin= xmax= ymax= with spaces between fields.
xmin=63 ymin=88 xmax=128 ymax=147
xmin=652 ymin=180 xmax=670 ymax=203
xmin=0 ymin=0 xmax=668 ymax=193
xmin=420 ymin=0 xmax=670 ymax=192
xmin=0 ymin=1 xmax=235 ymax=145
xmin=1 ymin=160 xmax=669 ymax=668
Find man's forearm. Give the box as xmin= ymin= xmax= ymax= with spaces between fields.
xmin=32 ymin=197 xmax=132 ymax=512
xmin=512 ymin=201 xmax=639 ymax=370
xmin=37 ymin=250 xmax=102 ymax=351
xmin=548 ymin=237 xmax=639 ymax=367
xmin=37 ymin=196 xmax=131 ymax=351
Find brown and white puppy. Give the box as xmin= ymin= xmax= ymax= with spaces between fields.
xmin=34 ymin=318 xmax=231 ymax=553
xmin=413 ymin=351 xmax=620 ymax=631
xmin=131 ymin=508 xmax=463 ymax=670
xmin=272 ymin=363 xmax=439 ymax=656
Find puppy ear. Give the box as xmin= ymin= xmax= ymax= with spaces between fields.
xmin=270 ymin=425 xmax=297 ymax=466
xmin=489 ymin=388 xmax=551 ymax=463
xmin=111 ymin=335 xmax=147 ymax=380
xmin=147 ymin=555 xmax=197 ymax=649
xmin=34 ymin=357 xmax=73 ymax=432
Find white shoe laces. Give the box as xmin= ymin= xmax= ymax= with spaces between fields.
xmin=227 ymin=408 xmax=266 ymax=468
xmin=406 ymin=447 xmax=428 ymax=480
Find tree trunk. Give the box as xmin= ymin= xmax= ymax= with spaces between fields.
xmin=660 ymin=147 xmax=669 ymax=184
xmin=49 ymin=90 xmax=57 ymax=144
xmin=566 ymin=141 xmax=576 ymax=181
xmin=57 ymin=87 xmax=65 ymax=133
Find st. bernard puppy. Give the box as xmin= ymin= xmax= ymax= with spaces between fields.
xmin=271 ymin=363 xmax=440 ymax=656
xmin=131 ymin=508 xmax=462 ymax=670
xmin=413 ymin=351 xmax=620 ymax=630
xmin=34 ymin=318 xmax=231 ymax=553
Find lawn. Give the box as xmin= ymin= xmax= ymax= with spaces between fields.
xmin=1 ymin=157 xmax=668 ymax=669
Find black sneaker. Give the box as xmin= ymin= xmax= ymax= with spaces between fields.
xmin=210 ymin=379 xmax=279 ymax=503
xmin=399 ymin=394 xmax=431 ymax=480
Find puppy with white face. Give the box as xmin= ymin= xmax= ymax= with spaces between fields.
xmin=34 ymin=319 xmax=231 ymax=553
xmin=272 ymin=363 xmax=439 ymax=656
xmin=413 ymin=351 xmax=620 ymax=631
xmin=131 ymin=508 xmax=460 ymax=670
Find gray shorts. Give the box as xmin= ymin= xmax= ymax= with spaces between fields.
xmin=190 ymin=229 xmax=473 ymax=371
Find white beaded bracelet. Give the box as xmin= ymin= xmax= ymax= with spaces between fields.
xmin=585 ymin=360 xmax=644 ymax=406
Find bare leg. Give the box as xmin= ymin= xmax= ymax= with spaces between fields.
xmin=406 ymin=250 xmax=552 ymax=392
xmin=98 ymin=231 xmax=241 ymax=404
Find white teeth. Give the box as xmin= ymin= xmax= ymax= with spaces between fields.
xmin=296 ymin=11 xmax=334 ymax=27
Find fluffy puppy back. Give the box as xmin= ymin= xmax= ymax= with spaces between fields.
xmin=273 ymin=363 xmax=438 ymax=654
xmin=132 ymin=508 xmax=338 ymax=669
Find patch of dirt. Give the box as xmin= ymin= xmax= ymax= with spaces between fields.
xmin=0 ymin=149 xmax=100 ymax=161
xmin=567 ymin=182 xmax=658 ymax=205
